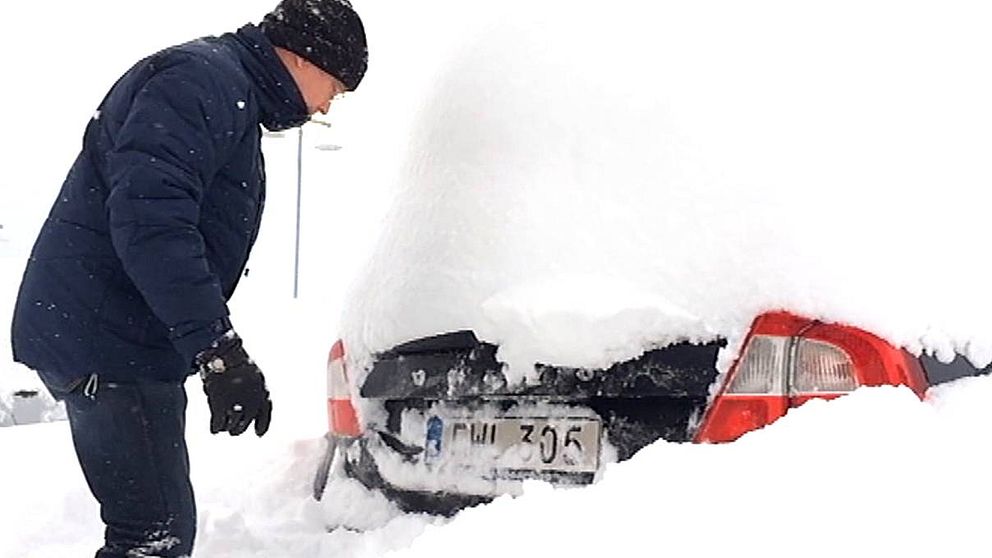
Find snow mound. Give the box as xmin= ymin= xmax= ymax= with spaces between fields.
xmin=341 ymin=0 xmax=992 ymax=377
xmin=392 ymin=379 xmax=992 ymax=557
xmin=479 ymin=275 xmax=713 ymax=383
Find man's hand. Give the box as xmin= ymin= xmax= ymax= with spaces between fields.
xmin=195 ymin=331 xmax=272 ymax=436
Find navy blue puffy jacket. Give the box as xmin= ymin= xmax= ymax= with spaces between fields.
xmin=11 ymin=25 xmax=308 ymax=391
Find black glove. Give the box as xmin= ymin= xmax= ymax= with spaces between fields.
xmin=195 ymin=330 xmax=272 ymax=436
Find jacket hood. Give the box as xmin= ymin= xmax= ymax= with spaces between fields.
xmin=228 ymin=24 xmax=310 ymax=132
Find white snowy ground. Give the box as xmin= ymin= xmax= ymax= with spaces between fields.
xmin=2 ymin=1 xmax=992 ymax=557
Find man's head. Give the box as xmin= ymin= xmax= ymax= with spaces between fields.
xmin=261 ymin=0 xmax=368 ymax=115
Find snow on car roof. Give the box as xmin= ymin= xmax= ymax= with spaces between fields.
xmin=340 ymin=0 xmax=992 ymax=384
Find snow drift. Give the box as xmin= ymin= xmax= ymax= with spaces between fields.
xmin=340 ymin=0 xmax=992 ymax=385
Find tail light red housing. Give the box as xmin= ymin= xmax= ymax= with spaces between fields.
xmin=327 ymin=339 xmax=362 ymax=438
xmin=695 ymin=311 xmax=928 ymax=443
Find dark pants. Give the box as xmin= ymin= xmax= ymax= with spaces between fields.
xmin=57 ymin=377 xmax=196 ymax=558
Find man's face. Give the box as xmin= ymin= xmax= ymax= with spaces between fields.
xmin=275 ymin=47 xmax=347 ymax=116
xmin=290 ymin=54 xmax=349 ymax=115
xmin=276 ymin=47 xmax=347 ymax=116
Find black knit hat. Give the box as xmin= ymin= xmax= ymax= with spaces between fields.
xmin=260 ymin=0 xmax=368 ymax=90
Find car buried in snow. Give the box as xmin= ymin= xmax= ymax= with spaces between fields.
xmin=302 ymin=1 xmax=992 ymax=518
xmin=312 ymin=311 xmax=986 ymax=516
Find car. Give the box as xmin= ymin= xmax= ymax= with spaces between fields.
xmin=0 ymin=387 xmax=65 ymax=427
xmin=303 ymin=1 xmax=992 ymax=519
xmin=312 ymin=310 xmax=984 ymax=516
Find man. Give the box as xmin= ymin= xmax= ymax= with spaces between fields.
xmin=10 ymin=0 xmax=367 ymax=555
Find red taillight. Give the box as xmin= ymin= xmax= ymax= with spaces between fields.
xmin=801 ymin=321 xmax=928 ymax=396
xmin=696 ymin=330 xmax=795 ymax=443
xmin=696 ymin=396 xmax=792 ymax=444
xmin=695 ymin=311 xmax=929 ymax=443
xmin=327 ymin=339 xmax=362 ymax=438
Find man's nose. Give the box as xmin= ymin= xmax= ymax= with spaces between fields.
xmin=318 ymin=101 xmax=331 ymax=115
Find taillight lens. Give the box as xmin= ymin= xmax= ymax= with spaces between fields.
xmin=696 ymin=334 xmax=791 ymax=443
xmin=793 ymin=339 xmax=858 ymax=394
xmin=724 ymin=335 xmax=788 ymax=395
xmin=327 ymin=340 xmax=362 ymax=438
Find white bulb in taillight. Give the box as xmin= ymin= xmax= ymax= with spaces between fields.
xmin=792 ymin=338 xmax=858 ymax=394
xmin=725 ymin=335 xmax=789 ymax=395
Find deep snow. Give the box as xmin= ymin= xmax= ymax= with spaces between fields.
xmin=2 ymin=1 xmax=992 ymax=557
xmin=340 ymin=0 xmax=992 ymax=385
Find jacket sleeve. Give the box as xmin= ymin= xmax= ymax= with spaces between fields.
xmin=104 ymin=63 xmax=238 ymax=366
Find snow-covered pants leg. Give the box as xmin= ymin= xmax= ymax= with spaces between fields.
xmin=61 ymin=379 xmax=196 ymax=558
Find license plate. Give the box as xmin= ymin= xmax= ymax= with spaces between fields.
xmin=425 ymin=416 xmax=601 ymax=474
